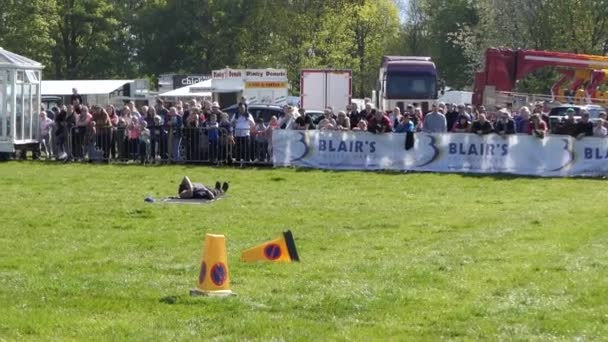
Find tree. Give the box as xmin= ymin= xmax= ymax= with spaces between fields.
xmin=52 ymin=0 xmax=120 ymax=79
xmin=0 ymin=0 xmax=58 ymax=68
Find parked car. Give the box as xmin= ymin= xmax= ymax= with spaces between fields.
xmin=222 ymin=104 xmax=285 ymax=123
xmin=548 ymin=104 xmax=605 ymax=132
xmin=305 ymin=110 xmax=324 ymax=125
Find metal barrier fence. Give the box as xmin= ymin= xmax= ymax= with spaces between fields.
xmin=39 ymin=125 xmax=273 ymax=166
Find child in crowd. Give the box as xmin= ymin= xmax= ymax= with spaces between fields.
xmin=593 ymin=119 xmax=607 ymax=137
xmin=203 ymin=112 xmax=220 ymax=162
xmin=139 ymin=121 xmax=151 ymax=163
xmin=395 ymin=115 xmax=415 ymax=133
xmin=352 ymin=119 xmax=367 ymax=131
xmin=150 ymin=115 xmax=162 ymax=161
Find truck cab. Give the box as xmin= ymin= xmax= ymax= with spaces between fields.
xmin=378 ymin=56 xmax=438 ymax=113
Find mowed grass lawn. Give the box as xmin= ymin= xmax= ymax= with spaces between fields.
xmin=0 ymin=162 xmax=607 ymax=340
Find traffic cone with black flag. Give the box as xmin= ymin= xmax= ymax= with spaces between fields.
xmin=241 ymin=230 xmax=300 ymax=263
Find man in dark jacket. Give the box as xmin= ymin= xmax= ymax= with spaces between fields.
xmin=555 ymin=108 xmax=578 ymax=137
xmin=575 ymin=111 xmax=594 ymax=139
xmin=471 ymin=113 xmax=494 ymax=135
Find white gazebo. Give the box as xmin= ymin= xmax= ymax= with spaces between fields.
xmin=0 ymin=47 xmax=43 ymax=156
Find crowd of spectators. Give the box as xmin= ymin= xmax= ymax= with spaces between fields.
xmin=285 ymin=100 xmax=608 ymax=140
xmin=39 ymin=89 xmax=608 ymax=164
xmin=268 ymin=99 xmax=608 ymax=143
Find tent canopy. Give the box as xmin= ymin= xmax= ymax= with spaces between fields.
xmin=159 ymin=79 xmax=212 ymax=97
xmin=41 ymin=80 xmax=133 ymax=95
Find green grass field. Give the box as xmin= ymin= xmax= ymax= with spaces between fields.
xmin=0 ymin=162 xmax=607 ymax=340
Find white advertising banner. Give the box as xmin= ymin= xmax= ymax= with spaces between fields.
xmin=272 ymin=130 xmax=608 ymax=177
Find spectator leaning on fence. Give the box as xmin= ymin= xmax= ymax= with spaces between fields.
xmin=362 ymin=103 xmax=375 ymax=121
xmin=452 ymin=114 xmax=471 ymax=133
xmin=352 ymin=119 xmax=367 ymax=131
xmin=556 ymin=108 xmax=577 ymax=136
xmin=495 ymin=109 xmax=516 ymax=137
xmin=529 ymin=114 xmax=547 ymax=139
xmin=278 ymin=106 xmax=296 ymax=129
xmin=367 ymin=108 xmax=392 ymax=134
xmin=348 ymin=102 xmax=363 ymax=129
xmin=422 ymin=104 xmax=447 ymax=133
xmin=593 ymin=119 xmax=607 ymax=137
xmin=298 ymin=109 xmax=316 ymax=130
xmin=515 ymin=106 xmax=531 ymax=133
xmin=395 ymin=114 xmax=415 ymax=133
xmin=599 ymin=112 xmax=608 ymax=129
xmin=318 ymin=107 xmax=337 ymax=130
xmin=388 ymin=107 xmax=401 ymax=129
xmin=471 ymin=113 xmax=493 ymax=136
xmin=336 ymin=111 xmax=351 ymax=130
xmin=575 ymin=111 xmax=593 ymax=140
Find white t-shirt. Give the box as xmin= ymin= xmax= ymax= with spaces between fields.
xmin=593 ymin=126 xmax=607 ymax=137
xmin=234 ymin=115 xmax=255 ymax=137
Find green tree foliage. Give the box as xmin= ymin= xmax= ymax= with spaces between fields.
xmin=52 ymin=0 xmax=120 ymax=78
xmin=0 ymin=0 xmax=401 ymax=96
xmin=0 ymin=0 xmax=58 ymax=68
xmin=7 ymin=0 xmax=607 ymax=97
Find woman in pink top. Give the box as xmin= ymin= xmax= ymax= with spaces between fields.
xmin=128 ymin=116 xmax=140 ymax=160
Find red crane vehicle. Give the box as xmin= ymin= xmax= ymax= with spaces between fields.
xmin=473 ymin=48 xmax=608 ymax=110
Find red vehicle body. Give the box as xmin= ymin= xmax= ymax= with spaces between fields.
xmin=473 ymin=48 xmax=608 ymax=106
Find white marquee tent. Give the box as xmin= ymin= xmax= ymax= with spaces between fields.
xmin=41 ymin=80 xmax=133 ymax=95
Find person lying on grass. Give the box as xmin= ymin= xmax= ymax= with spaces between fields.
xmin=178 ymin=176 xmax=229 ymax=200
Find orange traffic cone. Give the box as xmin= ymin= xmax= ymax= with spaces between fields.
xmin=241 ymin=230 xmax=300 ymax=262
xmin=190 ymin=233 xmax=235 ymax=297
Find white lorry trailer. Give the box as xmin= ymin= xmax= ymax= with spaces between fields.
xmin=300 ymin=69 xmax=352 ymax=111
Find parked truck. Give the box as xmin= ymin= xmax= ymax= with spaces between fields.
xmin=300 ymin=69 xmax=352 ymax=111
xmin=376 ymin=56 xmax=439 ymax=113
